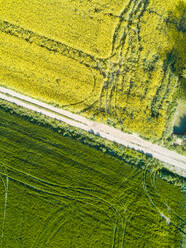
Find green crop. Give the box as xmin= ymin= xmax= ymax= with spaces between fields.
xmin=0 ymin=108 xmax=185 ymax=247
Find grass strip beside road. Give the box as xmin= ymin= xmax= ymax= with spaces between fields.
xmin=0 ymin=86 xmax=185 ymax=177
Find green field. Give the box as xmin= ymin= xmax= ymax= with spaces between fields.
xmin=0 ymin=0 xmax=185 ymax=139
xmin=0 ymin=109 xmax=185 ymax=248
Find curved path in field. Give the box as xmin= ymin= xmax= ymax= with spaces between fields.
xmin=0 ymin=86 xmax=185 ymax=177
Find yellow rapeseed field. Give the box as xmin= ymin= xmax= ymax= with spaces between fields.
xmin=0 ymin=0 xmax=184 ymax=139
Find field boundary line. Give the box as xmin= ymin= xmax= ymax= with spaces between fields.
xmin=0 ymin=86 xmax=185 ymax=177
xmin=0 ymin=172 xmax=9 ymax=248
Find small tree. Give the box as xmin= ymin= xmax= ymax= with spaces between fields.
xmin=165 ymin=1 xmax=186 ymax=98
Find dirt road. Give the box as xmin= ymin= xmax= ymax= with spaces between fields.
xmin=0 ymin=86 xmax=185 ymax=177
